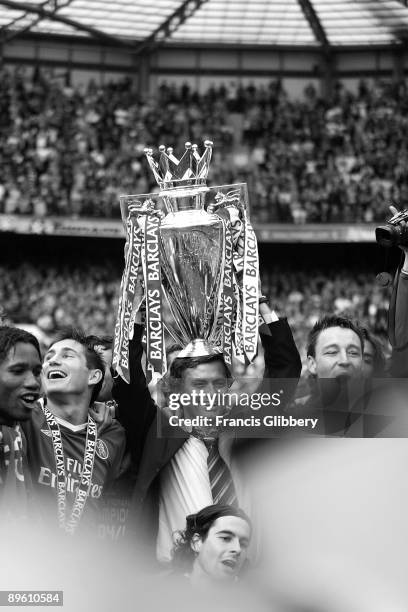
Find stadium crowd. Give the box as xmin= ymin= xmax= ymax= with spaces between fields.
xmin=0 ymin=66 xmax=405 ymax=223
xmin=0 ymin=260 xmax=389 ymax=362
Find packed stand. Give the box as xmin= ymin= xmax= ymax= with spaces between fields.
xmin=262 ymin=267 xmax=390 ymax=360
xmin=0 ymin=66 xmax=405 ymax=223
xmin=0 ymin=261 xmax=120 ymax=348
xmin=0 ymin=259 xmax=389 ymax=365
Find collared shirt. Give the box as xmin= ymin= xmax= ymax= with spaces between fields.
xmin=156 ymin=433 xmax=251 ymax=563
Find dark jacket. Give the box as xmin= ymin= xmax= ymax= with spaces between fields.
xmin=292 ymin=382 xmax=363 ymax=437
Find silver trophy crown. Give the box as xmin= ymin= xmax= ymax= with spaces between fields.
xmin=144 ymin=140 xmax=213 ymax=190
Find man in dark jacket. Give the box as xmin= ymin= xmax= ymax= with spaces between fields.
xmin=114 ymin=294 xmax=301 ymax=564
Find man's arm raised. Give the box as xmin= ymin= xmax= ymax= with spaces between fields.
xmin=258 ymin=280 xmax=302 ymax=410
xmin=387 ymin=205 xmax=408 ymax=377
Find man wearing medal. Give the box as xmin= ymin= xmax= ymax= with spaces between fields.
xmin=22 ymin=329 xmax=128 ymax=535
xmin=113 ymin=142 xmax=302 ymax=564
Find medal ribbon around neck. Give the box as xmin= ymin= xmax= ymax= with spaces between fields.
xmin=41 ymin=404 xmax=97 ymax=535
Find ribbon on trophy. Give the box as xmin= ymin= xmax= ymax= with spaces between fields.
xmin=227 ymin=205 xmax=245 ymax=274
xmin=221 ymin=219 xmax=234 ymax=367
xmin=140 ymin=329 xmax=153 ymax=386
xmin=143 ymin=215 xmax=166 ymax=377
xmin=233 ymin=278 xmax=245 ymax=362
xmin=241 ymin=208 xmax=259 ymax=362
xmin=211 ymin=187 xmax=259 ymax=363
xmin=225 ymin=202 xmax=246 ymax=361
xmin=113 ymin=214 xmax=143 ymax=383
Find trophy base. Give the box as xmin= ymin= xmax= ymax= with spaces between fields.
xmin=177 ymin=339 xmax=222 ymax=359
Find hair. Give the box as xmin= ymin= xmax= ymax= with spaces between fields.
xmin=86 ymin=334 xmax=113 ymax=375
xmin=166 ymin=343 xmax=183 ymax=362
xmin=87 ymin=335 xmax=113 ymax=351
xmin=171 ymin=504 xmax=251 ymax=571
xmin=167 ymin=343 xmax=183 ymax=357
xmin=360 ymin=327 xmax=386 ymax=376
xmin=50 ymin=327 xmax=105 ymax=404
xmin=169 ymin=354 xmax=231 ymax=382
xmin=307 ymin=315 xmax=364 ymax=358
xmin=0 ymin=326 xmax=41 ymax=364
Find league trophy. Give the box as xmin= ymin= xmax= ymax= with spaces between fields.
xmin=113 ymin=141 xmax=259 ymax=383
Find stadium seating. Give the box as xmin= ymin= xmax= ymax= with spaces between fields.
xmin=0 ymin=67 xmax=405 ymax=224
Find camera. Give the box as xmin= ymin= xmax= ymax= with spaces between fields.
xmin=375 ymin=209 xmax=408 ymax=247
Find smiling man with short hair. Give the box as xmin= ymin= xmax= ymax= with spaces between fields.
xmin=22 ymin=328 xmax=128 ymax=535
xmin=294 ymin=315 xmax=364 ymax=435
xmin=306 ymin=316 xmax=364 ymax=381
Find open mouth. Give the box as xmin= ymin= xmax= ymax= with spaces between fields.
xmin=335 ymin=372 xmax=352 ymax=382
xmin=221 ymin=559 xmax=237 ymax=570
xmin=20 ymin=393 xmax=40 ymax=405
xmin=47 ymin=370 xmax=68 ymax=380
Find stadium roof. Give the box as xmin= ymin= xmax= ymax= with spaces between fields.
xmin=1 ymin=0 xmax=408 ymax=50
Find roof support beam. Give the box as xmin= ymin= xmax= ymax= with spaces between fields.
xmin=0 ymin=0 xmax=74 ymax=44
xmin=367 ymin=1 xmax=408 ymax=44
xmin=0 ymin=0 xmax=133 ymax=48
xmin=296 ymin=0 xmax=331 ymax=53
xmin=133 ymin=0 xmax=209 ymax=56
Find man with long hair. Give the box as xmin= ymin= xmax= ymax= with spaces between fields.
xmin=0 ymin=326 xmax=42 ymax=517
xmin=172 ymin=504 xmax=252 ymax=586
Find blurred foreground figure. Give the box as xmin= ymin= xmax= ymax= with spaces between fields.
xmin=0 ymin=326 xmax=42 ymax=517
xmin=252 ymin=438 xmax=408 ymax=612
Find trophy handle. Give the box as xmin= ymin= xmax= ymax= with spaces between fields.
xmin=207 ymin=188 xmax=243 ymax=214
xmin=119 ymin=195 xmax=164 ymax=227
